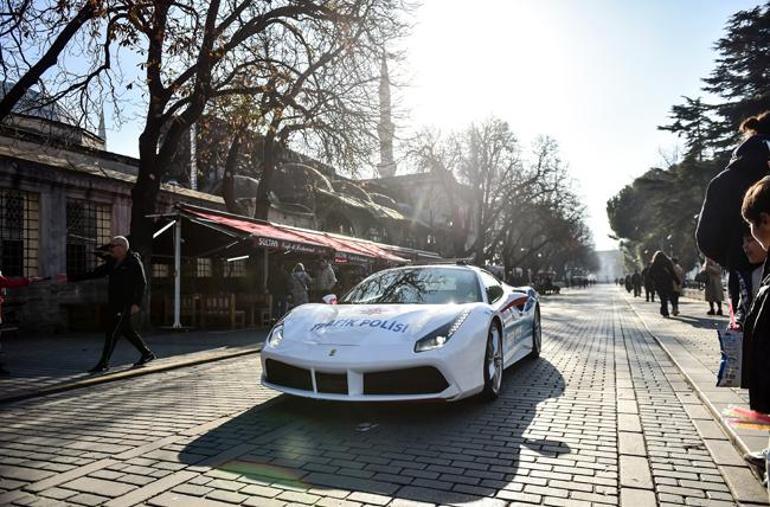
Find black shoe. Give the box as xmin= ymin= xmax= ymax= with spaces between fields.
xmin=133 ymin=352 xmax=156 ymax=368
xmin=744 ymin=449 xmax=768 ymax=470
xmin=717 ymin=309 xmax=724 ymax=316
xmin=88 ymin=363 xmax=109 ymax=374
xmin=707 ymin=310 xmax=715 ymax=315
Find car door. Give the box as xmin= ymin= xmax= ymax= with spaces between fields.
xmin=479 ymin=271 xmax=516 ymax=363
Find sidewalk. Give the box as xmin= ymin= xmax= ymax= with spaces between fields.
xmin=0 ymin=327 xmax=267 ymax=403
xmin=622 ymin=288 xmax=768 ymax=457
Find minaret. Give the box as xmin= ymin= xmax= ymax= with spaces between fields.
xmin=377 ymin=54 xmax=396 ymax=178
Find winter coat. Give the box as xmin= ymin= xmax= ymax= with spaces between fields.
xmin=290 ymin=271 xmax=312 ymax=306
xmin=672 ymin=264 xmax=685 ymax=294
xmin=72 ymin=251 xmax=146 ymax=311
xmin=741 ymin=264 xmax=770 ymax=413
xmin=704 ymin=260 xmax=724 ymax=303
xmin=642 ymin=267 xmax=654 ymax=290
xmin=696 ymin=135 xmax=770 ymax=272
xmin=649 ymin=261 xmax=677 ymax=297
xmin=315 ymin=264 xmax=337 ymax=293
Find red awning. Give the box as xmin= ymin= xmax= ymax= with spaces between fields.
xmin=183 ymin=208 xmax=330 ymax=255
xmin=179 ymin=205 xmax=409 ymax=263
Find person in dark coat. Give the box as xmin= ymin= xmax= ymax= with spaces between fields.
xmin=267 ymin=262 xmax=290 ymax=321
xmin=648 ymin=251 xmax=679 ymax=318
xmin=696 ymin=111 xmax=770 ymax=324
xmin=642 ymin=263 xmax=656 ymax=302
xmin=70 ymin=236 xmax=155 ymax=373
xmin=631 ymin=270 xmax=642 ymax=297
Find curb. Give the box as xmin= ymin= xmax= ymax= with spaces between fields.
xmin=0 ymin=345 xmax=262 ymax=405
xmin=620 ymin=297 xmax=750 ymax=456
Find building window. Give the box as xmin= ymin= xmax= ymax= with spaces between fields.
xmin=66 ymin=199 xmax=111 ymax=275
xmin=0 ymin=189 xmax=39 ymax=277
xmin=152 ymin=263 xmax=170 ymax=278
xmin=224 ymin=258 xmax=247 ymax=278
xmin=196 ymin=258 xmax=212 ymax=277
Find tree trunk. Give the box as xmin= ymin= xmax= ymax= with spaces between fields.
xmin=254 ymin=135 xmax=277 ymax=220
xmin=222 ymin=134 xmax=246 ymax=215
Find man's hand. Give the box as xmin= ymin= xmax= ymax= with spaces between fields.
xmin=28 ymin=276 xmax=43 ymax=283
xmin=130 ymin=304 xmax=140 ymax=315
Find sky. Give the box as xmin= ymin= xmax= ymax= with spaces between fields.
xmin=105 ymin=0 xmax=763 ymax=251
xmin=395 ymin=0 xmax=762 ymax=251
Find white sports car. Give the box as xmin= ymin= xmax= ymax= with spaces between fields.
xmin=261 ymin=264 xmax=541 ymax=402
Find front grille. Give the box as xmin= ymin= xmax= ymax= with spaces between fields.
xmin=265 ymin=359 xmax=312 ymax=391
xmin=364 ymin=366 xmax=449 ymax=395
xmin=315 ymin=372 xmax=348 ymax=394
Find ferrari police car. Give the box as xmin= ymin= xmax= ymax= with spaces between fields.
xmin=261 ymin=264 xmax=541 ymax=402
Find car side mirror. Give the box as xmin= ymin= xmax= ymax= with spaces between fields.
xmin=322 ymin=294 xmax=338 ymax=305
xmin=487 ymin=285 xmax=504 ymax=304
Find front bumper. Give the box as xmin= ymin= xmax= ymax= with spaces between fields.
xmin=260 ymin=334 xmax=485 ymax=402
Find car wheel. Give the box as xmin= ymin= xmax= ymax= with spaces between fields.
xmin=481 ymin=322 xmax=503 ymax=401
xmin=528 ymin=305 xmax=541 ymax=359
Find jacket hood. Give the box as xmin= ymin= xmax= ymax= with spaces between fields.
xmin=282 ymin=303 xmax=481 ymax=346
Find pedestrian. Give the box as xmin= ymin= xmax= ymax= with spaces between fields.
xmin=267 ymin=262 xmax=290 ymax=322
xmin=696 ymin=111 xmax=770 ymax=325
xmin=69 ymin=236 xmax=156 ymax=373
xmin=703 ymin=258 xmax=724 ymax=316
xmin=289 ymin=263 xmax=312 ymax=307
xmin=642 ymin=262 xmax=656 ymax=302
xmin=624 ymin=275 xmax=632 ymax=293
xmin=740 ymin=231 xmax=768 ymax=319
xmin=738 ymin=175 xmax=770 ymax=475
xmin=648 ymin=251 xmax=678 ymax=318
xmin=671 ymin=257 xmax=685 ymax=316
xmin=631 ymin=270 xmax=642 ymax=298
xmin=0 ymin=271 xmax=42 ymax=375
xmin=314 ymin=258 xmax=337 ymax=302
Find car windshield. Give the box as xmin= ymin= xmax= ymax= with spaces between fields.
xmin=341 ymin=268 xmax=482 ymax=304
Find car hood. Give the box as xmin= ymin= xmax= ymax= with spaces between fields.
xmin=283 ymin=303 xmax=480 ymax=346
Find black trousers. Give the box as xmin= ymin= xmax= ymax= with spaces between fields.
xmin=645 ymin=287 xmax=655 ymax=302
xmin=97 ymin=308 xmax=151 ymax=366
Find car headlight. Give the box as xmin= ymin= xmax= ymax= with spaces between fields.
xmin=414 ymin=309 xmax=472 ymax=353
xmin=267 ymin=323 xmax=284 ymax=348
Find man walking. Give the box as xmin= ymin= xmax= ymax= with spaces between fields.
xmin=631 ymin=270 xmax=642 ymax=298
xmin=70 ymin=236 xmax=155 ymax=373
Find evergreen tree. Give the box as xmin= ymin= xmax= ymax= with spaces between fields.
xmin=704 ymin=2 xmax=770 ymax=143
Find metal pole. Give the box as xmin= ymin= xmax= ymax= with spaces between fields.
xmin=263 ymin=247 xmax=269 ymax=293
xmin=173 ymin=218 xmax=182 ymax=328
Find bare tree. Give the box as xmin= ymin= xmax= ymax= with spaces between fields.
xmin=0 ymin=0 xmax=129 ymax=127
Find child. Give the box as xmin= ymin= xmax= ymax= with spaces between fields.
xmin=739 ymin=175 xmax=770 ymax=479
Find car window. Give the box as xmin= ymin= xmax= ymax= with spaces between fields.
xmin=341 ymin=267 xmax=482 ymax=304
xmin=479 ymin=271 xmax=504 ymax=303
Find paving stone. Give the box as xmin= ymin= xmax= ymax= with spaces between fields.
xmin=717 ymin=465 xmax=769 ymax=504
xmin=620 ymin=487 xmax=656 ymax=506
xmin=618 ymin=432 xmax=647 ymax=457
xmin=620 ymin=455 xmax=653 ymax=490
xmin=63 ymin=477 xmax=135 ymax=498
xmin=148 ymin=491 xmax=234 ymax=507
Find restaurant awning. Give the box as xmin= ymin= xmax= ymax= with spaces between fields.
xmin=174 ymin=204 xmax=409 ymax=264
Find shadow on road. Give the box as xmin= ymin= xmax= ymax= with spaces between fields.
xmin=179 ymin=358 xmax=567 ymax=504
xmin=671 ymin=314 xmax=724 ymax=330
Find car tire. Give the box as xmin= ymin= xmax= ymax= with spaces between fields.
xmin=481 ymin=321 xmax=503 ymax=401
xmin=528 ymin=305 xmax=541 ymax=359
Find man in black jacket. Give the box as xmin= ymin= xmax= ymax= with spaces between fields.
xmin=71 ymin=236 xmax=155 ymax=373
xmin=696 ymin=135 xmax=770 ymax=323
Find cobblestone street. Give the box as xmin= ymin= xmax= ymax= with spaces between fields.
xmin=0 ymin=286 xmax=767 ymax=506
